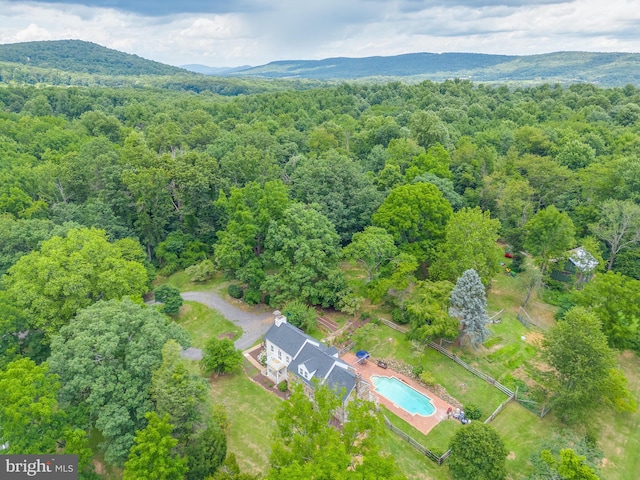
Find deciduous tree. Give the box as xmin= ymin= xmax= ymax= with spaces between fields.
xmin=49 ymin=298 xmax=189 ymax=466
xmin=262 ymin=203 xmax=347 ymax=307
xmin=542 ymin=307 xmax=636 ymax=423
xmin=448 ymin=422 xmax=507 ymax=480
xmin=4 ymin=227 xmax=149 ymax=336
xmin=201 ymin=337 xmax=243 ymax=376
xmin=343 ymin=226 xmax=398 ymax=283
xmin=0 ymin=358 xmax=61 ymax=454
xmin=590 ymin=199 xmax=640 ymax=271
xmin=372 ymin=182 xmax=452 ymax=263
xmin=524 ymin=205 xmax=575 ymax=275
xmin=268 ymin=383 xmax=404 ymax=480
xmin=122 ymin=412 xmax=187 ymax=480
xmin=431 ymin=207 xmax=502 ymax=286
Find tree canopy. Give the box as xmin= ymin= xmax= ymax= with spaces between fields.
xmin=49 ymin=298 xmax=189 ymax=466
xmin=542 ymin=306 xmax=636 ymax=423
xmin=4 ymin=227 xmax=149 ymax=336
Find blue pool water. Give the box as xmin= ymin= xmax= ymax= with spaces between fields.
xmin=371 ymin=375 xmax=436 ymax=416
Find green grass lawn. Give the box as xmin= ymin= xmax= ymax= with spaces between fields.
xmin=380 ymin=430 xmax=451 ymax=480
xmin=208 ymin=367 xmax=282 ymax=476
xmin=490 ymin=401 xmax=560 ymax=477
xmin=598 ymin=351 xmax=640 ymax=480
xmin=424 ymin=419 xmax=464 ymax=454
xmin=156 ymin=270 xmax=226 ymax=292
xmin=175 ymin=301 xmax=242 ymax=348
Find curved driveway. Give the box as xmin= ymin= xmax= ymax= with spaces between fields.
xmin=182 ymin=291 xmax=273 ymax=350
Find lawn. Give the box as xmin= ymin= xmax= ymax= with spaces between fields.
xmin=598 ymin=351 xmax=640 ymax=480
xmin=175 ymin=301 xmax=242 ymax=348
xmin=208 ymin=365 xmax=282 ymax=476
xmin=489 ymin=401 xmax=560 ymax=477
xmin=156 ymin=270 xmax=226 ymax=292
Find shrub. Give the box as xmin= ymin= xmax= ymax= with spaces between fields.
xmin=420 ymin=371 xmax=436 ymax=387
xmin=154 ymin=284 xmax=183 ymax=315
xmin=392 ymin=307 xmax=409 ymax=324
xmin=278 ymin=380 xmax=288 ymax=392
xmin=510 ymin=252 xmax=526 ymax=273
xmin=412 ymin=365 xmax=424 ymax=377
xmin=370 ymin=315 xmax=381 ymax=325
xmin=185 ymin=259 xmax=215 ymax=282
xmin=465 ymin=404 xmax=482 ymax=420
xmin=227 ymin=284 xmax=243 ymax=299
xmin=282 ymin=299 xmax=317 ymax=332
xmin=244 ymin=288 xmax=261 ymax=305
xmin=257 ymin=350 xmax=267 ymax=366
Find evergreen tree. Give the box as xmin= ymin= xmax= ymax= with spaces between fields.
xmin=449 ymin=269 xmax=490 ymax=348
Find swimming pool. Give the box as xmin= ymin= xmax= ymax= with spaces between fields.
xmin=371 ymin=375 xmax=436 ymax=416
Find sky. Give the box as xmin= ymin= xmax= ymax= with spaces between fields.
xmin=1 ymin=0 xmax=639 ymax=67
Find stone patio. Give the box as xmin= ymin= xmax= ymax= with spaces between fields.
xmin=342 ymin=352 xmax=453 ymax=435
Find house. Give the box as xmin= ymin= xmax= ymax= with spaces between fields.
xmin=263 ymin=311 xmax=371 ymax=422
xmin=550 ymin=246 xmax=598 ymax=286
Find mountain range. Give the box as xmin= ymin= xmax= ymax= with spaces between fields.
xmin=1 ymin=40 xmax=640 ymax=86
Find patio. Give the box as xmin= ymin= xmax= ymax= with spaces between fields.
xmin=342 ymin=352 xmax=453 ymax=435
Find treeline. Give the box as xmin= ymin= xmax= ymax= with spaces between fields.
xmin=1 ymin=78 xmax=640 ymax=476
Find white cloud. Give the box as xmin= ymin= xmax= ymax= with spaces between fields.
xmin=0 ymin=0 xmax=639 ymax=67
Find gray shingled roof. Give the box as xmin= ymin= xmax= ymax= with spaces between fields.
xmin=263 ymin=321 xmax=319 ymax=357
xmin=287 ymin=342 xmax=356 ymax=401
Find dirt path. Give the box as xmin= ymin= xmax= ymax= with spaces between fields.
xmin=182 ymin=291 xmax=273 ymax=350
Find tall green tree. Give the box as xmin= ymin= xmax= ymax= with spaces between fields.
xmin=0 ymin=358 xmax=61 ymax=454
xmin=590 ymin=199 xmax=640 ymax=271
xmin=343 ymin=226 xmax=398 ymax=283
xmin=49 ymin=298 xmax=189 ymax=466
xmin=290 ymin=153 xmax=383 ymax=244
xmin=542 ymin=307 xmax=636 ymax=423
xmin=449 ymin=269 xmax=490 ymax=348
xmin=406 ymin=280 xmax=457 ymax=342
xmin=201 ymin=337 xmax=243 ymax=376
xmin=448 ymin=422 xmax=507 ymax=480
xmin=4 ymin=227 xmax=149 ymax=336
xmin=525 ymin=205 xmax=575 ymax=275
xmin=151 ymin=340 xmax=209 ymax=442
xmin=122 ymin=412 xmax=187 ymax=480
xmin=571 ymin=271 xmax=640 ymax=350
xmin=262 ymin=203 xmax=347 ymax=307
xmin=268 ymin=383 xmax=404 ymax=480
xmin=372 ymin=182 xmax=452 ymax=263
xmin=215 ymin=180 xmax=290 ymax=290
xmin=431 ymin=207 xmax=502 ymax=286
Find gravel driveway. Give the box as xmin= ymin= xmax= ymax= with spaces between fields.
xmin=181 ymin=291 xmax=273 ymax=350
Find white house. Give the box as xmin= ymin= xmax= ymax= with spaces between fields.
xmin=263 ymin=311 xmax=371 ymax=422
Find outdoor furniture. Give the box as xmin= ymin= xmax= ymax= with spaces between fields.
xmin=355 ymin=350 xmax=370 ymax=364
xmin=377 ymin=360 xmax=388 ymax=369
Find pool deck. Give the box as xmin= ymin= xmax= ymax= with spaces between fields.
xmin=342 ymin=352 xmax=453 ymax=435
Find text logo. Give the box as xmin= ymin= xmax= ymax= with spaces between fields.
xmin=1 ymin=455 xmax=78 ymax=479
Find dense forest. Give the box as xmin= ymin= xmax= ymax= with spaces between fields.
xmin=1 ymin=72 xmax=640 ymax=479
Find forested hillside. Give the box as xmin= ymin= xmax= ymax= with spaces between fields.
xmin=0 ymin=40 xmax=187 ymax=76
xmin=233 ymin=51 xmax=640 ymax=86
xmin=1 ymin=77 xmax=640 ymax=479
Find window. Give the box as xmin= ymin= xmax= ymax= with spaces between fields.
xmin=286 ymin=355 xmax=290 ymax=362
xmin=278 ymin=350 xmax=282 ymax=360
xmin=270 ymin=345 xmax=274 ymax=352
